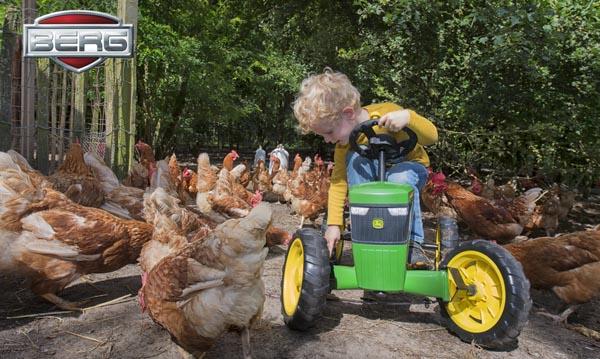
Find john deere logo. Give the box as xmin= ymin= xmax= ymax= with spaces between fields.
xmin=372 ymin=218 xmax=384 ymax=229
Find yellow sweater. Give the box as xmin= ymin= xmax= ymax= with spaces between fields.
xmin=327 ymin=102 xmax=438 ymax=226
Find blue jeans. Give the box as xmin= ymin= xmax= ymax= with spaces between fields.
xmin=346 ymin=151 xmax=428 ymax=244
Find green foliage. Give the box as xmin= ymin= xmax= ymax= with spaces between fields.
xmin=8 ymin=0 xmax=595 ymax=187
xmin=344 ymin=0 xmax=600 ymax=188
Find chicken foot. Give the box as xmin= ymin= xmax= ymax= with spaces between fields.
xmin=537 ymin=305 xmax=600 ymax=340
xmin=536 ymin=304 xmax=580 ymax=324
xmin=41 ymin=293 xmax=84 ymax=311
xmin=241 ymin=326 xmax=252 ymax=359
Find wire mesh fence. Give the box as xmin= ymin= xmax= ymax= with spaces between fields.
xmin=1 ymin=2 xmax=135 ymax=176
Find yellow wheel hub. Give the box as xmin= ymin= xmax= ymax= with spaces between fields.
xmin=283 ymin=238 xmax=304 ymax=316
xmin=445 ymin=250 xmax=506 ymax=333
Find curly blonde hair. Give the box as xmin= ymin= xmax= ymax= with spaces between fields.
xmin=293 ymin=68 xmax=361 ymax=134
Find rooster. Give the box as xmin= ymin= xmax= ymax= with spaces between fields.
xmin=140 ymin=189 xmax=272 ymax=358
xmin=0 ymin=152 xmax=153 ymax=310
xmin=504 ymin=228 xmax=600 ymax=335
xmin=48 ymin=142 xmax=105 ymax=207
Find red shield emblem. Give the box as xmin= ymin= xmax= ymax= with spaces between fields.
xmin=24 ymin=11 xmax=133 ymax=73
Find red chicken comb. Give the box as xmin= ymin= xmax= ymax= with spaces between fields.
xmin=431 ymin=172 xmax=446 ymax=184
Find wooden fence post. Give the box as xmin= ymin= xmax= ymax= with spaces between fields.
xmin=21 ymin=0 xmax=36 ymax=161
xmin=105 ymin=0 xmax=138 ymax=178
xmin=72 ymin=72 xmax=86 ymax=142
xmin=0 ymin=6 xmax=19 ymax=151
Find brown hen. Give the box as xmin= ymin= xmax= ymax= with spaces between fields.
xmin=504 ymin=228 xmax=600 ymax=327
xmin=48 ymin=142 xmax=105 ymax=207
xmin=0 ymin=152 xmax=153 ymax=310
xmin=140 ymin=190 xmax=272 ymax=358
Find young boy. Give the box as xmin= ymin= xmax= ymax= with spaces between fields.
xmin=293 ymin=68 xmax=438 ymax=266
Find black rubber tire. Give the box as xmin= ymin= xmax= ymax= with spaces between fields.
xmin=438 ymin=239 xmax=531 ymax=349
xmin=281 ymin=228 xmax=331 ymax=331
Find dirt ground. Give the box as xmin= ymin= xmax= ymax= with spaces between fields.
xmin=1 ymin=195 xmax=600 ymax=359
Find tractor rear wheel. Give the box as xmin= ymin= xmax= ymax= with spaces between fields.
xmin=281 ymin=228 xmax=330 ymax=330
xmin=439 ymin=240 xmax=531 ymax=349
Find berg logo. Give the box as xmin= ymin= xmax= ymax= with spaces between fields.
xmin=23 ymin=10 xmax=133 ymax=73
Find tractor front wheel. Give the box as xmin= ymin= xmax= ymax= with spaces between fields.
xmin=281 ymin=228 xmax=330 ymax=331
xmin=439 ymin=240 xmax=531 ymax=349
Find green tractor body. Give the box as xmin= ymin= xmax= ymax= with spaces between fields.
xmin=332 ymin=182 xmax=448 ymax=300
xmin=281 ymin=121 xmax=531 ymax=349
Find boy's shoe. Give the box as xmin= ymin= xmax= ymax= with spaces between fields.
xmin=409 ymin=242 xmax=432 ymax=269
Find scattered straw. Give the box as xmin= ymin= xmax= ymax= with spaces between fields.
xmin=82 ymin=294 xmax=134 ymax=313
xmin=64 ymin=330 xmax=104 ymax=344
xmin=387 ymin=321 xmax=446 ymax=334
xmin=18 ymin=329 xmax=39 ymax=350
xmin=7 ymin=310 xmax=73 ymax=319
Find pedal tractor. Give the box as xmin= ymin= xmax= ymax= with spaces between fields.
xmin=281 ymin=120 xmax=531 ymax=349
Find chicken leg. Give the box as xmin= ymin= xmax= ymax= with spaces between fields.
xmin=536 ymin=304 xmax=579 ymax=324
xmin=241 ymin=326 xmax=252 ymax=359
xmin=538 ymin=305 xmax=600 ymax=340
xmin=41 ymin=293 xmax=84 ymax=311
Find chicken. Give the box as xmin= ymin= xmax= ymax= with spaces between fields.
xmin=269 ymin=155 xmax=281 ymax=182
xmin=150 ymin=159 xmax=178 ymax=196
xmin=265 ymin=226 xmax=292 ymax=247
xmin=291 ymin=175 xmax=330 ymax=228
xmin=48 ymin=142 xmax=105 ymax=207
xmin=83 ymin=152 xmax=145 ymax=220
xmin=7 ymin=149 xmax=52 ymax=189
xmin=420 ymin=172 xmax=458 ymax=219
xmin=168 ymin=153 xmax=182 ymax=184
xmin=504 ymin=228 xmax=600 ymax=328
xmin=182 ymin=167 xmax=198 ymax=195
xmin=230 ymin=164 xmax=263 ymax=207
xmin=135 ymin=139 xmax=157 ymax=180
xmin=440 ymin=178 xmax=540 ymax=243
xmin=523 ymin=184 xmax=576 ymax=237
xmin=122 ymin=161 xmax=150 ymax=189
xmin=140 ymin=190 xmax=273 ymax=358
xmin=252 ymin=160 xmax=272 ymax=193
xmin=222 ymin=149 xmax=239 ymax=171
xmin=238 ymin=160 xmax=252 ymax=189
xmin=0 ymin=152 xmax=153 ymax=310
xmin=195 ymin=153 xmax=218 ymax=215
xmin=292 ymin=153 xmax=302 ymax=174
xmin=168 ymin=153 xmax=194 ymax=204
xmin=209 ymin=168 xmax=253 ymax=218
xmin=271 ymin=168 xmax=290 ymax=199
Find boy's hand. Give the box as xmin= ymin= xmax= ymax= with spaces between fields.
xmin=378 ymin=109 xmax=410 ymax=132
xmin=324 ymin=225 xmax=341 ymax=256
